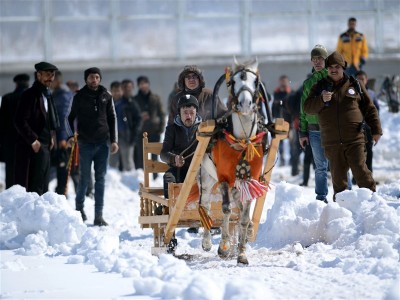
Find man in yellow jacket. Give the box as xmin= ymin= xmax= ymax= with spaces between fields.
xmin=337 ymin=17 xmax=368 ymax=76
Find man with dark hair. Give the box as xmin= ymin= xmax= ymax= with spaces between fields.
xmin=0 ymin=73 xmax=30 ymax=188
xmin=68 ymin=67 xmax=118 ymax=226
xmin=304 ymin=52 xmax=382 ymax=199
xmin=161 ymin=94 xmax=202 ymax=198
xmin=167 ymin=65 xmax=226 ymax=125
xmin=14 ymin=62 xmax=60 ymax=195
xmin=337 ymin=17 xmax=369 ymax=76
xmin=134 ymin=75 xmax=165 ymax=172
xmin=109 ymin=81 xmax=140 ymax=171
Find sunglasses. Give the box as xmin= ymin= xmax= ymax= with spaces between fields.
xmin=185 ymin=74 xmax=199 ymax=80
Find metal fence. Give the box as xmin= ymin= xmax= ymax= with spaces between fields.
xmin=0 ymin=0 xmax=399 ymax=67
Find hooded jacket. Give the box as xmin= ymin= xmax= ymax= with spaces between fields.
xmin=337 ymin=30 xmax=368 ymax=69
xmin=167 ymin=66 xmax=227 ymax=124
xmin=68 ymin=85 xmax=117 ymax=144
xmin=304 ymin=74 xmax=382 ymax=147
xmin=161 ymin=114 xmax=202 ymax=170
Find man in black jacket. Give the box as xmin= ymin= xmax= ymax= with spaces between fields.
xmin=14 ymin=62 xmax=60 ymax=195
xmin=0 ymin=73 xmax=30 ymax=188
xmin=134 ymin=76 xmax=165 ymax=172
xmin=161 ymin=94 xmax=201 ymax=198
xmin=68 ymin=67 xmax=118 ymax=226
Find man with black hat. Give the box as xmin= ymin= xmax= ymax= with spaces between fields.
xmin=134 ymin=75 xmax=165 ymax=171
xmin=68 ymin=67 xmax=118 ymax=226
xmin=161 ymin=94 xmax=202 ymax=199
xmin=299 ymin=44 xmax=330 ymax=203
xmin=167 ymin=65 xmax=227 ymax=125
xmin=304 ymin=51 xmax=382 ymax=200
xmin=0 ymin=73 xmax=30 ymax=188
xmin=14 ymin=62 xmax=60 ymax=195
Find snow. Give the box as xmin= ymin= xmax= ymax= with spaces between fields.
xmin=1 ymin=103 xmax=400 ymax=299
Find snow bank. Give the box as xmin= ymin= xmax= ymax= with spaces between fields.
xmin=257 ymin=182 xmax=400 ymax=279
xmin=0 ymin=185 xmax=86 ymax=255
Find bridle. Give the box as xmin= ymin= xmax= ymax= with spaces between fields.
xmin=226 ymin=67 xmax=261 ymax=112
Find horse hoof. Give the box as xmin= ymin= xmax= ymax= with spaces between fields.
xmin=218 ymin=242 xmax=231 ymax=258
xmin=202 ymin=239 xmax=212 ymax=252
xmin=237 ymin=253 xmax=249 ymax=265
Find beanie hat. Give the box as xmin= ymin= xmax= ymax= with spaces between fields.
xmin=325 ymin=51 xmax=347 ymax=69
xmin=177 ymin=65 xmax=205 ymax=91
xmin=178 ymin=94 xmax=199 ymax=110
xmin=84 ymin=67 xmax=102 ymax=82
xmin=311 ymin=44 xmax=328 ymax=59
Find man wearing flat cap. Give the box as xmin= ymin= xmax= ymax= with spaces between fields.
xmin=14 ymin=62 xmax=60 ymax=195
xmin=68 ymin=67 xmax=118 ymax=226
xmin=0 ymin=73 xmax=30 ymax=188
xmin=304 ymin=51 xmax=382 ymax=200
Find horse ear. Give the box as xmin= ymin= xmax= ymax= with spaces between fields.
xmin=249 ymin=57 xmax=258 ymax=71
xmin=233 ymin=56 xmax=239 ymax=67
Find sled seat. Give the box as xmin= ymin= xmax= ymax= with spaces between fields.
xmin=138 ymin=130 xmax=239 ymax=254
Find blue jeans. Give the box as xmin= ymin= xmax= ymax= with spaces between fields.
xmin=308 ymin=131 xmax=328 ymax=200
xmin=75 ymin=141 xmax=110 ymax=215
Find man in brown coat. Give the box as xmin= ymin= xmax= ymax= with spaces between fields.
xmin=304 ymin=51 xmax=382 ymax=199
xmin=167 ymin=65 xmax=227 ymax=125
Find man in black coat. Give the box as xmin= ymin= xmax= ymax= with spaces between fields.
xmin=68 ymin=67 xmax=118 ymax=226
xmin=161 ymin=94 xmax=201 ymax=199
xmin=0 ymin=73 xmax=30 ymax=188
xmin=14 ymin=62 xmax=60 ymax=195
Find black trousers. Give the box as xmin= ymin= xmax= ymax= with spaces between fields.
xmin=29 ymin=146 xmax=51 ymax=195
xmin=3 ymin=145 xmax=16 ymax=189
xmin=163 ymin=167 xmax=188 ymax=198
xmin=302 ymin=144 xmax=315 ymax=185
xmin=54 ymin=148 xmax=80 ymax=195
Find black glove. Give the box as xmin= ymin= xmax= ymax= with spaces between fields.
xmin=359 ymin=57 xmax=366 ymax=69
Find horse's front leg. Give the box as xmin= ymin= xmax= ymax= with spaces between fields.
xmin=218 ymin=181 xmax=232 ymax=258
xmin=198 ymin=165 xmax=214 ymax=252
xmin=237 ymin=199 xmax=252 ymax=265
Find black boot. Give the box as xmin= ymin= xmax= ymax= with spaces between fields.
xmin=94 ymin=214 xmax=108 ymax=226
xmin=77 ymin=209 xmax=87 ymax=221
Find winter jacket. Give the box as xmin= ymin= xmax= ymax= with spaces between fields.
xmin=68 ymin=85 xmax=117 ymax=144
xmin=304 ymin=74 xmax=382 ymax=147
xmin=53 ymin=86 xmax=73 ymax=142
xmin=272 ymin=87 xmax=292 ymax=123
xmin=134 ymin=90 xmax=165 ymax=135
xmin=115 ymin=96 xmax=141 ymax=144
xmin=161 ymin=115 xmax=202 ymax=171
xmin=337 ymin=30 xmax=368 ymax=69
xmin=15 ymin=81 xmax=60 ymax=146
xmin=168 ymin=66 xmax=227 ymax=125
xmin=299 ymin=68 xmax=328 ymax=137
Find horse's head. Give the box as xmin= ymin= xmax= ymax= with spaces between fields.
xmin=229 ymin=57 xmax=259 ymax=114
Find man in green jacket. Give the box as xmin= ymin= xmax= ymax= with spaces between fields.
xmin=299 ymin=45 xmax=329 ymax=203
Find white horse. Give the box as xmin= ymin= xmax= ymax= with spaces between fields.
xmin=198 ymin=58 xmax=269 ymax=265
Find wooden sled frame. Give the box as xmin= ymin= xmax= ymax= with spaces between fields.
xmin=138 ymin=118 xmax=289 ymax=254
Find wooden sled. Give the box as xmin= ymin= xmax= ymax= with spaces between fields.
xmin=138 ymin=118 xmax=289 ymax=255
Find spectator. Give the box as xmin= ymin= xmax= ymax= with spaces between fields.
xmin=66 ymin=80 xmax=79 ymax=93
xmin=356 ymin=70 xmax=380 ymax=175
xmin=68 ymin=67 xmax=118 ymax=226
xmin=0 ymin=73 xmax=30 ymax=188
xmin=299 ymin=45 xmax=330 ymax=203
xmin=167 ymin=65 xmax=226 ymax=125
xmin=167 ymin=81 xmax=179 ymax=114
xmin=304 ymin=51 xmax=382 ymax=199
xmin=109 ymin=81 xmax=141 ymax=171
xmin=337 ymin=17 xmax=368 ymax=76
xmin=161 ymin=94 xmax=202 ymax=199
xmin=272 ymin=75 xmax=292 ymax=166
xmin=52 ymin=71 xmax=78 ymax=195
xmin=286 ymin=85 xmax=302 ymax=176
xmin=14 ymin=62 xmax=60 ymax=195
xmin=134 ymin=76 xmax=165 ymax=173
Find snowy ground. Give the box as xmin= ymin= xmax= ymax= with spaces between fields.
xmin=1 ymin=103 xmax=399 ymax=300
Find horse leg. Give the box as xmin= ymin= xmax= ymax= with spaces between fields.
xmin=237 ymin=200 xmax=251 ymax=265
xmin=218 ymin=181 xmax=232 ymax=258
xmin=198 ymin=165 xmax=214 ymax=252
